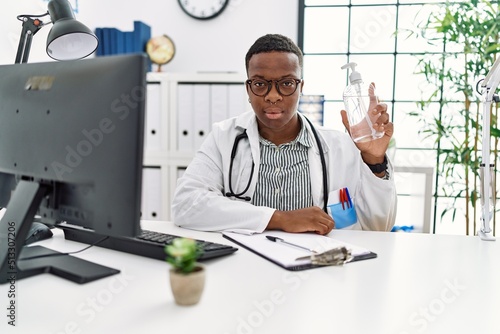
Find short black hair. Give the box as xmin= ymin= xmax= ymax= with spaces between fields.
xmin=245 ymin=34 xmax=303 ymax=76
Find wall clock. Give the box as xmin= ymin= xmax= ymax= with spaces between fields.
xmin=178 ymin=0 xmax=229 ymax=20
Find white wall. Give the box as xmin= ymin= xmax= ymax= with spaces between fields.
xmin=1 ymin=0 xmax=299 ymax=73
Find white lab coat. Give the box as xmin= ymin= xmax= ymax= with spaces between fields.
xmin=172 ymin=111 xmax=397 ymax=233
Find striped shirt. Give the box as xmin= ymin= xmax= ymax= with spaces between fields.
xmin=251 ymin=122 xmax=313 ymax=210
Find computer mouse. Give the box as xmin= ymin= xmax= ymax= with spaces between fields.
xmin=24 ymin=222 xmax=53 ymax=245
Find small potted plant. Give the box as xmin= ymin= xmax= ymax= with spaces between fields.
xmin=165 ymin=237 xmax=205 ymax=306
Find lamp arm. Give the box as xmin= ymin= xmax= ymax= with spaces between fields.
xmin=479 ymin=98 xmax=494 ymax=240
xmin=478 ymin=56 xmax=500 ymax=241
xmin=14 ymin=13 xmax=49 ymax=64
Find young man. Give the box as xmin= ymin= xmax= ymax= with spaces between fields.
xmin=172 ymin=34 xmax=396 ymax=235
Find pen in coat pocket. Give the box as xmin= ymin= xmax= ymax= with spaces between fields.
xmin=345 ymin=187 xmax=353 ymax=208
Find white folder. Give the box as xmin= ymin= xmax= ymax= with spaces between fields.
xmin=177 ymin=84 xmax=194 ymax=151
xmin=193 ymin=84 xmax=210 ymax=150
xmin=210 ymin=84 xmax=229 ymax=124
xmin=228 ymin=83 xmax=247 ymax=118
xmin=141 ymin=167 xmax=162 ymax=220
xmin=145 ymin=83 xmax=161 ymax=151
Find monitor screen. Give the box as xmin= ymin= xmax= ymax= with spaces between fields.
xmin=0 ymin=54 xmax=147 ymax=283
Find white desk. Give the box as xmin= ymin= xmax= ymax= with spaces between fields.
xmin=1 ymin=221 xmax=499 ymax=334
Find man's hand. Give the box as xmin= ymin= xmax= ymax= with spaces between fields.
xmin=266 ymin=207 xmax=335 ymax=235
xmin=340 ymin=82 xmax=394 ymax=166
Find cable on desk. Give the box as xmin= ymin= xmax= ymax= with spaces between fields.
xmin=21 ymin=236 xmax=109 ymax=261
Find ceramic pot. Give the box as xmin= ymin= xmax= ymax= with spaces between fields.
xmin=169 ymin=264 xmax=205 ymax=305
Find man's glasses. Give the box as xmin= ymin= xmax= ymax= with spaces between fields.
xmin=246 ymin=78 xmax=302 ymax=97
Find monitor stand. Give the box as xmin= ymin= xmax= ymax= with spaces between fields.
xmin=0 ymin=180 xmax=119 ymax=284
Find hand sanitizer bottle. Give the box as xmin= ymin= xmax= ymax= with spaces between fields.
xmin=341 ymin=62 xmax=384 ymax=142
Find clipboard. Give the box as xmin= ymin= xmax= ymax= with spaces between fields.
xmin=222 ymin=230 xmax=377 ymax=271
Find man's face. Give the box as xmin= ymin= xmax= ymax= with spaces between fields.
xmin=246 ymin=51 xmax=303 ymax=133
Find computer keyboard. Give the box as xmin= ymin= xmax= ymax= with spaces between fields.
xmin=59 ymin=225 xmax=238 ymax=261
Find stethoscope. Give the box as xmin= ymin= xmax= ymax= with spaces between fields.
xmin=225 ymin=116 xmax=329 ymax=213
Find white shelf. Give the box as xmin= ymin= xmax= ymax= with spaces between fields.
xmin=141 ymin=72 xmax=248 ymax=221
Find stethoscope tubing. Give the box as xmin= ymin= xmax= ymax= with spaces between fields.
xmin=225 ymin=115 xmax=328 ymax=213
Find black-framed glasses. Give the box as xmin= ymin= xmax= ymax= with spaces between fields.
xmin=246 ymin=78 xmax=302 ymax=97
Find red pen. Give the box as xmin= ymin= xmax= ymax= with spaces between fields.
xmin=340 ymin=188 xmax=345 ymax=210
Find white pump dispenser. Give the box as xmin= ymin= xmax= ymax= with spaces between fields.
xmin=341 ymin=62 xmax=362 ymax=85
xmin=341 ymin=62 xmax=384 ymax=142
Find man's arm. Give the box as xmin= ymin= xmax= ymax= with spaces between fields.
xmin=266 ymin=207 xmax=335 ymax=235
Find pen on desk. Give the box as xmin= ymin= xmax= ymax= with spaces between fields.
xmin=266 ymin=235 xmax=317 ymax=253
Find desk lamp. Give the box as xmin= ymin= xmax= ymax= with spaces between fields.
xmin=478 ymin=56 xmax=500 ymax=241
xmin=15 ymin=0 xmax=98 ymax=64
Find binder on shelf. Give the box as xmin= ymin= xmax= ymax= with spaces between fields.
xmin=113 ymin=28 xmax=126 ymax=54
xmin=193 ymin=84 xmax=211 ymax=150
xmin=133 ymin=21 xmax=151 ymax=71
xmin=124 ymin=31 xmax=135 ymax=53
xmin=145 ymin=83 xmax=162 ymax=151
xmin=94 ymin=28 xmax=103 ymax=56
xmin=109 ymin=28 xmax=120 ymax=55
xmin=228 ymin=84 xmax=247 ymax=118
xmin=94 ymin=21 xmax=151 ymax=69
xmin=133 ymin=20 xmax=151 ymax=53
xmin=223 ymin=230 xmax=377 ymax=271
xmin=141 ymin=167 xmax=162 ymax=220
xmin=210 ymin=84 xmax=229 ymax=124
xmin=101 ymin=28 xmax=112 ymax=56
xmin=177 ymin=84 xmax=195 ymax=151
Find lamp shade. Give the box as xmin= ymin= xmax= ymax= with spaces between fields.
xmin=46 ymin=0 xmax=98 ymax=60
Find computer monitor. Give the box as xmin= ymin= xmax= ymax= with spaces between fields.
xmin=0 ymin=54 xmax=147 ymax=283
